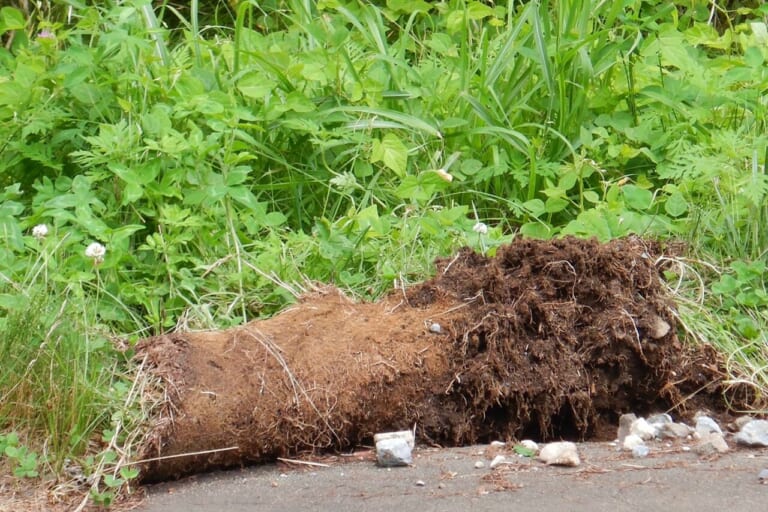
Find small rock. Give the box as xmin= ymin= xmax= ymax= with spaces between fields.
xmin=695 ymin=416 xmax=723 ymax=436
xmin=374 ymin=430 xmax=415 ymax=448
xmin=630 ymin=418 xmax=658 ymax=440
xmin=474 ymin=461 xmax=485 ymax=469
xmin=647 ymin=316 xmax=671 ymax=339
xmin=632 ymin=445 xmax=650 ymax=458
xmin=618 ymin=413 xmax=637 ymax=443
xmin=647 ymin=413 xmax=673 ymax=426
xmin=415 ymin=480 xmax=426 ymax=487
xmin=375 ymin=431 xmax=414 ymax=467
xmin=758 ymin=469 xmax=768 ymax=482
xmin=622 ymin=434 xmax=645 ymax=451
xmin=490 ymin=440 xmax=506 ymax=447
xmin=681 ymin=446 xmax=691 ymax=452
xmin=429 ymin=323 xmax=442 ymax=334
xmin=659 ymin=422 xmax=692 ymax=439
xmin=438 ymin=482 xmax=446 ymax=489
xmin=538 ymin=442 xmax=580 ymax=467
xmin=695 ymin=433 xmax=729 ymax=455
xmin=519 ymin=440 xmax=539 ymax=452
xmin=490 ymin=455 xmax=507 ymax=469
xmin=735 ymin=419 xmax=768 ymax=447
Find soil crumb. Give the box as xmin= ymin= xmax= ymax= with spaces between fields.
xmin=136 ymin=236 xmax=733 ymax=482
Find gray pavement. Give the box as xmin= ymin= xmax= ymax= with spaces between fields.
xmin=138 ymin=443 xmax=768 ymax=512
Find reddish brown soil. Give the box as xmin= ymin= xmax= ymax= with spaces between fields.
xmin=136 ymin=236 xmax=734 ymax=482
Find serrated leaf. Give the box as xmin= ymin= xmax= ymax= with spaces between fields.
xmin=371 ymin=133 xmax=408 ymax=177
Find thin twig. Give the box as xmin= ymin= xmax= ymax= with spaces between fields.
xmin=277 ymin=457 xmax=330 ymax=468
xmin=125 ymin=446 xmax=240 ymax=466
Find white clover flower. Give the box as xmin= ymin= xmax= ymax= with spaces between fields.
xmin=32 ymin=224 xmax=49 ymax=239
xmin=85 ymin=242 xmax=106 ymax=264
xmin=473 ymin=222 xmax=488 ymax=235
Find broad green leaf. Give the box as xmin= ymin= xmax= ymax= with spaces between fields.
xmin=387 ymin=0 xmax=432 ymax=14
xmin=558 ymin=171 xmax=579 ymax=191
xmin=264 ymin=211 xmax=287 ymax=227
xmin=0 ymin=7 xmax=25 ymax=32
xmin=744 ymin=46 xmax=764 ymax=68
xmin=563 ymin=210 xmax=613 ymax=241
xmin=622 ymin=184 xmax=653 ymax=211
xmin=466 ymin=1 xmax=496 ymax=20
xmin=371 ymin=133 xmax=408 ymax=177
xmin=522 ymin=199 xmax=546 ymax=217
xmin=545 ymin=196 xmax=569 ymax=213
xmin=664 ymin=192 xmax=688 ymax=217
xmin=520 ymin=222 xmax=552 ymax=239
xmin=285 ymin=92 xmax=316 ymax=113
xmin=237 ymin=73 xmax=276 ymax=99
xmin=107 ymin=225 xmax=144 ymax=244
xmin=583 ymin=190 xmax=600 ymax=204
xmin=395 ymin=175 xmax=431 ymax=202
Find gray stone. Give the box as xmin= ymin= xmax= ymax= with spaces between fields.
xmin=618 ymin=413 xmax=637 ymax=443
xmin=695 ymin=433 xmax=729 ymax=455
xmin=647 ymin=413 xmax=673 ymax=426
xmin=735 ymin=419 xmax=768 ymax=447
xmin=375 ymin=431 xmax=414 ymax=467
xmin=538 ymin=442 xmax=580 ymax=467
xmin=632 ymin=445 xmax=650 ymax=458
xmin=630 ymin=417 xmax=658 ymax=440
xmin=695 ymin=416 xmax=723 ymax=436
xmin=659 ymin=422 xmax=692 ymax=439
xmin=622 ymin=434 xmax=645 ymax=451
xmin=519 ymin=439 xmax=539 ymax=452
xmin=429 ymin=323 xmax=442 ymax=334
xmin=758 ymin=468 xmax=768 ymax=482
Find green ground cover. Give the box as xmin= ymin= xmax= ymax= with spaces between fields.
xmin=1 ymin=0 xmax=767 ymax=506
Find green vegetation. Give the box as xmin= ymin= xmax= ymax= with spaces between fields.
xmin=1 ymin=0 xmax=767 ymax=505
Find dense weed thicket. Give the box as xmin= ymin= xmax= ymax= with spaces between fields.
xmin=0 ymin=0 xmax=767 ymax=505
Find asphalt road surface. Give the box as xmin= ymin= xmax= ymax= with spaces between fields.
xmin=137 ymin=442 xmax=768 ymax=512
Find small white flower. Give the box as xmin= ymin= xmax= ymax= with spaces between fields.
xmin=473 ymin=222 xmax=488 ymax=235
xmin=85 ymin=242 xmax=106 ymax=264
xmin=32 ymin=224 xmax=48 ymax=239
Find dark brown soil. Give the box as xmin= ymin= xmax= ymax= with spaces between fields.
xmin=136 ymin=236 xmax=735 ymax=483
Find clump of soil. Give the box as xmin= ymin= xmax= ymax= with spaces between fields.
xmin=136 ymin=236 xmax=731 ymax=482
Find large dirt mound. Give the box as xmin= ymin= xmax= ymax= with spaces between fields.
xmin=136 ymin=236 xmax=728 ymax=482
